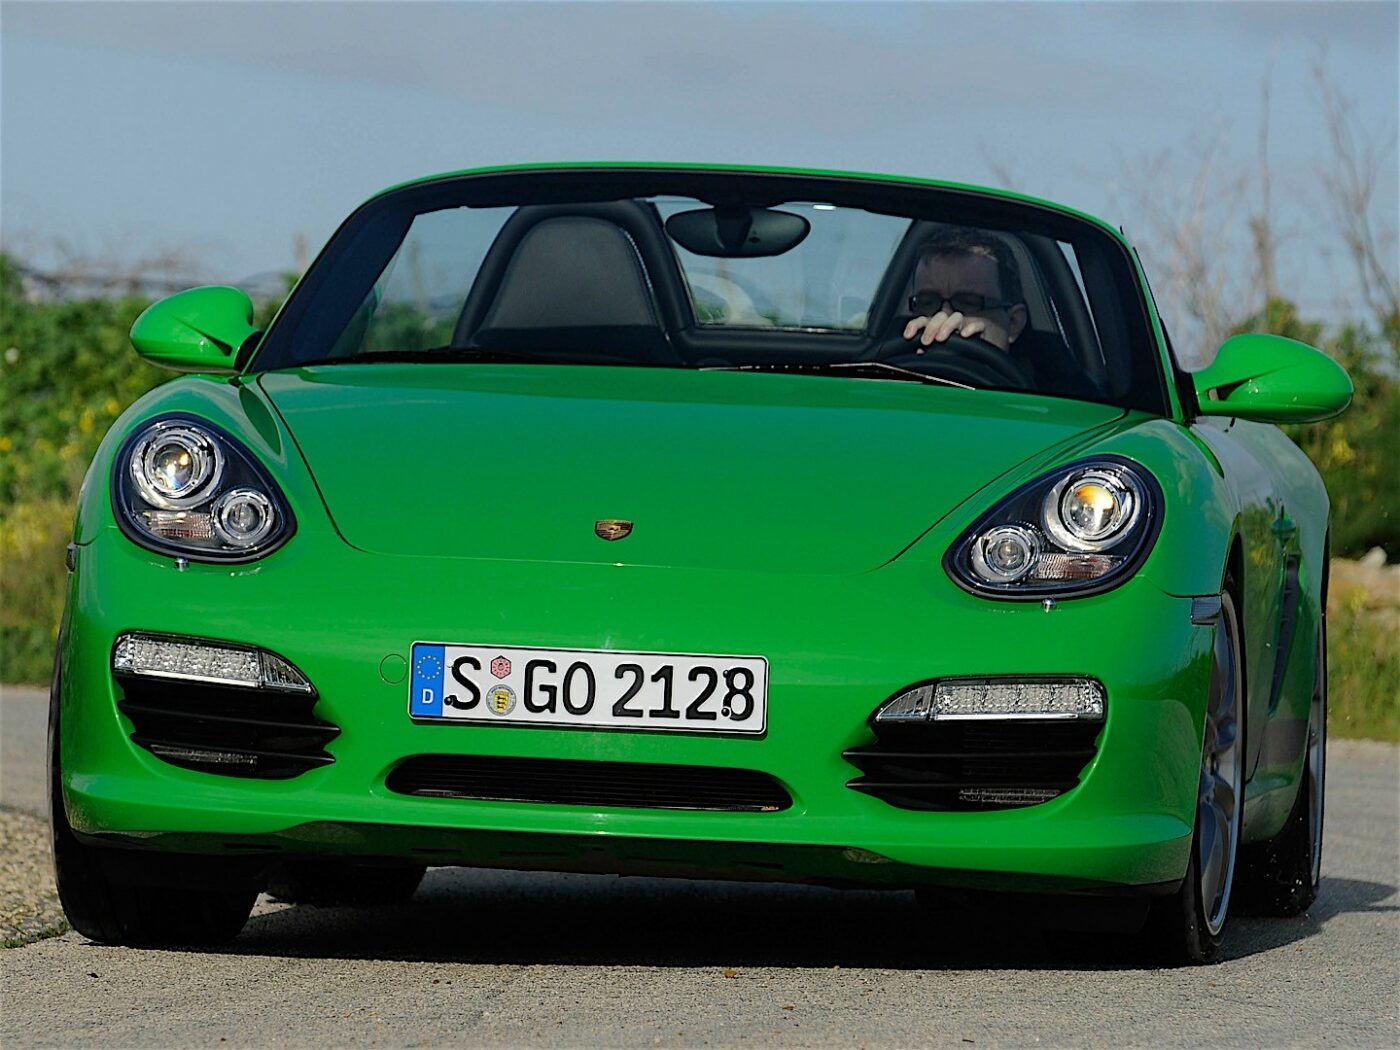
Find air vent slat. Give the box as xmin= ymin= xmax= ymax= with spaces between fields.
xmin=117 ymin=674 xmax=336 ymax=780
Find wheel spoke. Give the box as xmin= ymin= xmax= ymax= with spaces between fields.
xmin=1202 ymin=712 xmax=1219 ymax=758
xmin=1203 ymin=804 xmax=1230 ymax=905
xmin=1212 ymin=772 xmax=1236 ymax=819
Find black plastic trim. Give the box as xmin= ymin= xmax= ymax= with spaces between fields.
xmin=1190 ymin=596 xmax=1223 ymax=625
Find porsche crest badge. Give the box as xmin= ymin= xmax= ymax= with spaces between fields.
xmin=595 ymin=519 xmax=633 ymax=541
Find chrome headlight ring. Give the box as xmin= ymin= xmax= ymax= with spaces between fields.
xmin=1041 ymin=467 xmax=1145 ymax=553
xmin=128 ymin=421 xmax=225 ymax=509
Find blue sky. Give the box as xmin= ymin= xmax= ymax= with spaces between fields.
xmin=2 ymin=1 xmax=1396 ymax=336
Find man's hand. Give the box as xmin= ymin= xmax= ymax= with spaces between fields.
xmin=902 ymin=311 xmax=989 ymax=349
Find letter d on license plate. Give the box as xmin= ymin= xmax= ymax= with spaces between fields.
xmin=409 ymin=642 xmax=767 ymax=735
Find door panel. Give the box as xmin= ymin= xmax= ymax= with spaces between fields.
xmin=1189 ymin=418 xmax=1287 ymax=777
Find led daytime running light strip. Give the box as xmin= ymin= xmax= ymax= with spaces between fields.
xmin=112 ymin=633 xmax=312 ymax=694
xmin=875 ymin=678 xmax=1106 ymax=723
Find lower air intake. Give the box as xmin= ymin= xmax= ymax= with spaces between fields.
xmin=116 ymin=675 xmax=339 ymax=780
xmin=387 ymin=755 xmax=792 ymax=812
xmin=844 ymin=719 xmax=1102 ymax=811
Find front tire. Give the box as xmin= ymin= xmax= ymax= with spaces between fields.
xmin=49 ymin=643 xmax=257 ymax=947
xmin=1142 ymin=588 xmax=1245 ymax=965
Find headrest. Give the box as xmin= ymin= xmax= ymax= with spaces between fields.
xmin=477 ymin=217 xmax=661 ymax=331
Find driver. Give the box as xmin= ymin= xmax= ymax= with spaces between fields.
xmin=903 ymin=227 xmax=1028 ymax=353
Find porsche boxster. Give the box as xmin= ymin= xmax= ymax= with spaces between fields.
xmin=50 ymin=164 xmax=1352 ymax=962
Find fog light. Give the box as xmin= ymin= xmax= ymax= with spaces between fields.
xmin=112 ymin=632 xmax=312 ymax=693
xmin=875 ymin=678 xmax=1105 ymax=723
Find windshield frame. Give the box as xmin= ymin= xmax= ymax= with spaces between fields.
xmin=247 ymin=167 xmax=1171 ymax=416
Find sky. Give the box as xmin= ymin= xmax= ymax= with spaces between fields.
xmin=2 ymin=0 xmax=1396 ymax=343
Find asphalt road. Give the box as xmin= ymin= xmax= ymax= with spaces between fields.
xmin=2 ymin=684 xmax=1397 ymax=1048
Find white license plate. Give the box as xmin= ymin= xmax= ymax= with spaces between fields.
xmin=408 ymin=643 xmax=768 ymax=735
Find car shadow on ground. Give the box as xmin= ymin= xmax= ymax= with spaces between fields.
xmin=215 ymin=868 xmax=1398 ymax=971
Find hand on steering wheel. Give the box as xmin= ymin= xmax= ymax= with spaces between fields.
xmin=864 ymin=331 xmax=1032 ymax=390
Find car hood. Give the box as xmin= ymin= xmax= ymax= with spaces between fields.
xmin=258 ymin=365 xmax=1125 ymax=573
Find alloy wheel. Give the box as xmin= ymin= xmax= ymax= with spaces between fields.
xmin=1199 ymin=598 xmax=1243 ymax=937
xmin=1307 ymin=625 xmax=1327 ymax=887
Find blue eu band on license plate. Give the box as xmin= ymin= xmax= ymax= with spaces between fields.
xmin=408 ymin=642 xmax=768 ymax=735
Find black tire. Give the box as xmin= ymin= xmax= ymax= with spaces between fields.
xmin=1141 ymin=588 xmax=1245 ymax=965
xmin=49 ymin=641 xmax=257 ymax=947
xmin=1238 ymin=570 xmax=1327 ymax=916
xmin=266 ymin=861 xmax=425 ymax=907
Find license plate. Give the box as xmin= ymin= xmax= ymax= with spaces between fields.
xmin=408 ymin=643 xmax=768 ymax=735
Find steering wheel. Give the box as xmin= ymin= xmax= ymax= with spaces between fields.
xmin=863 ymin=332 xmax=1032 ymax=390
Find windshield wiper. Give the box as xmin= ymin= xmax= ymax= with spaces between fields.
xmin=317 ymin=347 xmax=556 ymax=366
xmin=701 ymin=360 xmax=973 ymax=390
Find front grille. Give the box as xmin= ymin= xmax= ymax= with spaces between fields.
xmin=844 ymin=719 xmax=1102 ymax=811
xmin=387 ymin=755 xmax=792 ymax=812
xmin=116 ymin=675 xmax=340 ymax=779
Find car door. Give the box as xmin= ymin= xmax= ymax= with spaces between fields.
xmin=1189 ymin=416 xmax=1296 ymax=778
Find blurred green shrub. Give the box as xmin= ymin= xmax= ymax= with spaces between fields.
xmin=0 ymin=257 xmax=288 ymax=680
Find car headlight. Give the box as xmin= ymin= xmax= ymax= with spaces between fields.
xmin=946 ymin=456 xmax=1160 ymax=598
xmin=113 ymin=415 xmax=295 ymax=562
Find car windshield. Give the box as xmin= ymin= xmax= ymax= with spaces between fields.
xmin=252 ymin=170 xmax=1166 ymax=413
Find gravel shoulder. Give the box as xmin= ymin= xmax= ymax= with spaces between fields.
xmin=0 ymin=807 xmax=66 ymax=947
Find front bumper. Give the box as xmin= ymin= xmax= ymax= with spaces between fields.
xmin=60 ymin=525 xmax=1213 ymax=892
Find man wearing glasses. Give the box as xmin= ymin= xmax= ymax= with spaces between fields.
xmin=902 ymin=227 xmax=1028 ymax=353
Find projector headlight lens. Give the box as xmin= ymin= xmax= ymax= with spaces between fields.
xmin=130 ymin=423 xmax=223 ymax=509
xmin=1044 ymin=469 xmax=1142 ymax=551
xmin=213 ymin=488 xmax=277 ymax=548
xmin=971 ymin=525 xmax=1040 ymax=582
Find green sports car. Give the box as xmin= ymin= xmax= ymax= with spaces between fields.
xmin=50 ymin=164 xmax=1352 ymax=963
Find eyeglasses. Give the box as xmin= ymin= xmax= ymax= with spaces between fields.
xmin=908 ymin=291 xmax=1016 ymax=316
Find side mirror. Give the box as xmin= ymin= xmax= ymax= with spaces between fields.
xmin=130 ymin=286 xmax=260 ymax=373
xmin=1193 ymin=334 xmax=1352 ymax=424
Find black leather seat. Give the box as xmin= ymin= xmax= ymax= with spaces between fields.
xmin=454 ymin=204 xmax=682 ymax=366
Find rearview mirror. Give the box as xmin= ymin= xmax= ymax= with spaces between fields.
xmin=130 ymin=286 xmax=260 ymax=373
xmin=1192 ymin=334 xmax=1352 ymax=424
xmin=665 ymin=206 xmax=810 ymax=258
